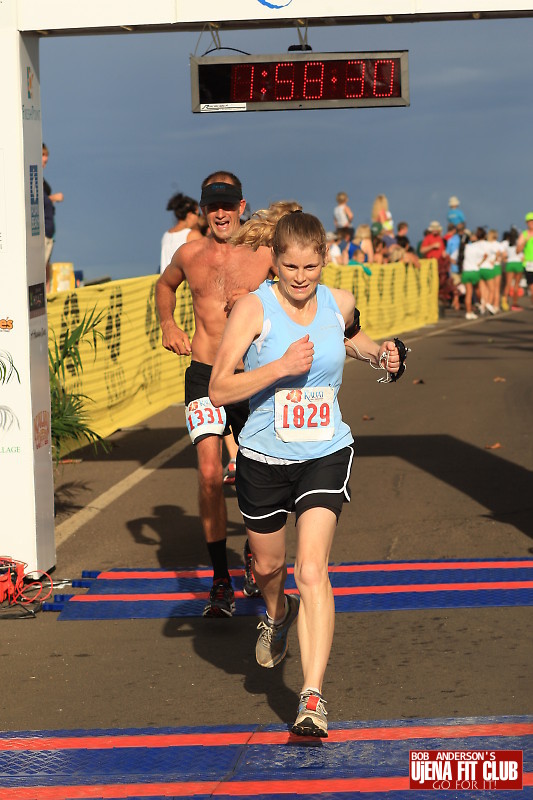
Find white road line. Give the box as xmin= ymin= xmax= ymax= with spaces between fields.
xmin=55 ymin=432 xmax=191 ymax=547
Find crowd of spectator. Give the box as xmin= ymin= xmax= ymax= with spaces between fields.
xmin=328 ymin=192 xmax=532 ymax=318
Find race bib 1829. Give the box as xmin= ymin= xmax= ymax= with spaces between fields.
xmin=274 ymin=386 xmax=335 ymax=442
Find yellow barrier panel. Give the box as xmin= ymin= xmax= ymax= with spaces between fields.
xmin=46 ymin=275 xmax=194 ymax=447
xmin=321 ymin=259 xmax=439 ymax=340
xmin=46 ymin=260 xmax=437 ymax=453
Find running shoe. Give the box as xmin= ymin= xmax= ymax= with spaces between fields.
xmin=292 ymin=690 xmax=328 ymax=738
xmin=243 ymin=539 xmax=261 ymax=598
xmin=203 ymin=578 xmax=235 ymax=618
xmin=255 ymin=594 xmax=299 ymax=668
xmin=222 ymin=458 xmax=237 ymax=485
xmin=465 ymin=312 xmax=478 ymax=320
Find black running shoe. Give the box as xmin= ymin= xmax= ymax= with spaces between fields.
xmin=243 ymin=539 xmax=261 ymax=598
xmin=203 ymin=578 xmax=235 ymax=618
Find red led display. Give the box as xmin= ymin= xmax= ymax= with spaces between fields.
xmin=231 ymin=58 xmax=400 ymax=103
xmin=191 ymin=52 xmax=409 ymax=112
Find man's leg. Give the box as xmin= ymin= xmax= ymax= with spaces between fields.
xmin=196 ymin=435 xmax=235 ymax=617
xmin=196 ymin=434 xmax=226 ymax=547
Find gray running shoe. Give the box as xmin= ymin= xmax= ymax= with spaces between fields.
xmin=291 ymin=690 xmax=328 ymax=737
xmin=255 ymin=594 xmax=299 ymax=668
xmin=203 ymin=579 xmax=235 ymax=618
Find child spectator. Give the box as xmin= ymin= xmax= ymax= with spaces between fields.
xmin=333 ymin=192 xmax=354 ymax=231
xmin=326 ymin=231 xmax=343 ymax=264
xmin=447 ymin=196 xmax=466 ymax=227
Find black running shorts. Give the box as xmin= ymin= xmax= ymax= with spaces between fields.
xmin=236 ymin=446 xmax=353 ymax=533
xmin=184 ymin=361 xmax=249 ymax=445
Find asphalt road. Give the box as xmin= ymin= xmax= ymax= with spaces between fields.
xmin=2 ymin=305 xmax=532 ymax=733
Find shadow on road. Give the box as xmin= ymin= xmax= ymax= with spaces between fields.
xmin=161 ymin=614 xmax=300 ymax=726
xmin=125 ymin=503 xmax=244 ymax=568
xmin=356 ymin=434 xmax=533 ymax=541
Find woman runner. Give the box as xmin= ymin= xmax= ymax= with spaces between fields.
xmin=209 ymin=207 xmax=403 ymax=736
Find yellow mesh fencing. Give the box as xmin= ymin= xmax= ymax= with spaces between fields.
xmin=47 ymin=276 xmax=193 ymax=446
xmin=321 ymin=259 xmax=438 ymax=339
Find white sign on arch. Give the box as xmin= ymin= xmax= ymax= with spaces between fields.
xmin=14 ymin=0 xmax=533 ymax=31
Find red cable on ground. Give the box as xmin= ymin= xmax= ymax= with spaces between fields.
xmin=0 ymin=557 xmax=54 ymax=606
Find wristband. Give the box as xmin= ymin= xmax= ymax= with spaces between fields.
xmin=389 ymin=337 xmax=409 ymax=382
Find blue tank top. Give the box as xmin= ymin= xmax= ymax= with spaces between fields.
xmin=239 ymin=280 xmax=354 ymax=460
xmin=348 ymin=242 xmax=368 ymax=263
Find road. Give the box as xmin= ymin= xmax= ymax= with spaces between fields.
xmin=1 ymin=305 xmax=531 ymax=786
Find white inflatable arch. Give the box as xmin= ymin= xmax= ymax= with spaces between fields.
xmin=0 ymin=0 xmax=530 ymax=571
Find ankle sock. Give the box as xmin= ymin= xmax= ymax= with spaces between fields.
xmin=267 ymin=596 xmax=288 ymax=626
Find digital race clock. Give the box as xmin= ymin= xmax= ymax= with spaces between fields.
xmin=190 ymin=51 xmax=409 ymax=112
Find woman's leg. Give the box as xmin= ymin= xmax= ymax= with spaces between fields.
xmin=493 ymin=273 xmax=502 ymax=310
xmin=512 ymin=272 xmax=519 ymax=300
xmin=503 ymin=271 xmax=512 ymax=308
xmin=294 ymin=507 xmax=337 ymax=693
xmin=478 ymin=278 xmax=489 ymax=310
xmin=247 ymin=526 xmax=287 ymax=622
xmin=465 ymin=282 xmax=473 ymax=313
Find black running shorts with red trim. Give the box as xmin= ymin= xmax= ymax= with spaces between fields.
xmin=184 ymin=361 xmax=249 ymax=445
xmin=236 ymin=446 xmax=353 ymax=534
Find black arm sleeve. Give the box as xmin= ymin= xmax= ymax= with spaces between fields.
xmin=344 ymin=307 xmax=361 ymax=339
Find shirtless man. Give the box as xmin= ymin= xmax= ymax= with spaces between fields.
xmin=156 ymin=171 xmax=272 ymax=617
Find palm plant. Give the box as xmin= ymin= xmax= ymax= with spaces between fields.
xmin=0 ymin=349 xmax=21 ymax=385
xmin=49 ymin=306 xmax=109 ymax=464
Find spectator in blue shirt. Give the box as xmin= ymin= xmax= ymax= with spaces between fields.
xmin=447 ymin=196 xmax=465 ymax=227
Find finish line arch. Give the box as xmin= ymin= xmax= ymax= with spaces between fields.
xmin=0 ymin=0 xmax=530 ymax=571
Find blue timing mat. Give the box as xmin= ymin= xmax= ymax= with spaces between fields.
xmin=43 ymin=558 xmax=533 ymax=620
xmin=0 ymin=715 xmax=531 ymax=799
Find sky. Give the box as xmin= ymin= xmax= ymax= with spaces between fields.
xmin=39 ymin=17 xmax=533 ymax=283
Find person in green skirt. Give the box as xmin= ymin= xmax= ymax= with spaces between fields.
xmin=501 ymin=228 xmax=524 ymax=311
xmin=517 ymin=212 xmax=533 ymax=305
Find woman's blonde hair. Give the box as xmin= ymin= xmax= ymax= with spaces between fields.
xmin=354 ymin=223 xmax=371 ymax=241
xmin=230 ymin=201 xmax=302 ymax=250
xmin=487 ymin=228 xmax=499 ymax=241
xmin=371 ymin=194 xmax=389 ymax=221
xmin=231 ymin=201 xmax=327 ymax=261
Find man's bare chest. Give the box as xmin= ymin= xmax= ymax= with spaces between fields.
xmin=186 ymin=258 xmax=263 ymax=300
